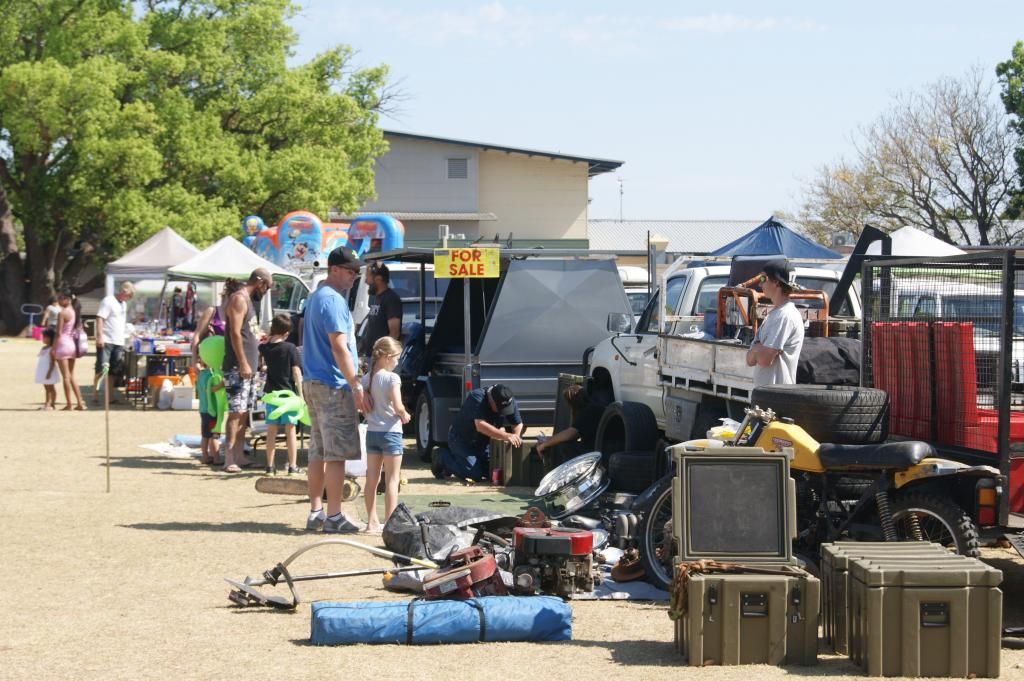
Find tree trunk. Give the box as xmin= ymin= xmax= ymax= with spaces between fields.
xmin=0 ymin=183 xmax=26 ymax=334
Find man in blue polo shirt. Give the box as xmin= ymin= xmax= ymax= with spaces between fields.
xmin=302 ymin=247 xmax=368 ymax=533
xmin=435 ymin=384 xmax=523 ymax=481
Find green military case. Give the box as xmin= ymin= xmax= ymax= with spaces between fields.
xmin=670 ymin=447 xmax=819 ymax=666
xmin=673 ymin=566 xmax=820 ymax=666
xmin=820 ymin=542 xmax=953 ymax=654
xmin=489 ymin=437 xmax=546 ymax=487
xmin=847 ymin=556 xmax=1002 ymax=678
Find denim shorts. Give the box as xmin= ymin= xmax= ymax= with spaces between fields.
xmin=365 ymin=430 xmax=403 ymax=456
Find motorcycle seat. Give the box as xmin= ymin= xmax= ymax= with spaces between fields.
xmin=817 ymin=441 xmax=934 ymax=470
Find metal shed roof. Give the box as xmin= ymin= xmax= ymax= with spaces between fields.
xmin=383 ymin=130 xmax=623 ymax=177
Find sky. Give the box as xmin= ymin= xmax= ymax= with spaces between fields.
xmin=287 ymin=1 xmax=1024 ymax=222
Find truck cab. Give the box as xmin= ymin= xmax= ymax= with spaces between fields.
xmin=588 ymin=260 xmax=860 ymax=429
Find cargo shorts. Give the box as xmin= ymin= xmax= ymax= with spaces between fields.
xmin=304 ymin=380 xmax=361 ymax=461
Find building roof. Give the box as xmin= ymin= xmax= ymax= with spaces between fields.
xmin=329 ymin=211 xmax=497 ymax=222
xmin=588 ymin=219 xmax=770 ymax=254
xmin=383 ymin=130 xmax=624 ymax=177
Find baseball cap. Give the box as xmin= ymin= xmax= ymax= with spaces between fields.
xmin=488 ymin=384 xmax=516 ymax=416
xmin=328 ymin=247 xmax=361 ymax=271
xmin=761 ymin=258 xmax=794 ymax=286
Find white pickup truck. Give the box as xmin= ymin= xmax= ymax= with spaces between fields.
xmin=586 ymin=258 xmax=860 ymax=441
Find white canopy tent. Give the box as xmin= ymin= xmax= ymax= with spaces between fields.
xmin=104 ymin=227 xmax=201 ymax=295
xmin=865 ymin=226 xmax=967 ymax=257
xmin=166 ymin=236 xmax=307 ymax=329
xmin=167 ymin=236 xmax=296 ymax=282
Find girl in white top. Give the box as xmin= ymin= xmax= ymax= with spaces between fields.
xmin=360 ymin=336 xmax=411 ymax=534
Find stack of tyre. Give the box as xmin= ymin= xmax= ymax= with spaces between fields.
xmin=593 ymin=401 xmax=664 ymax=494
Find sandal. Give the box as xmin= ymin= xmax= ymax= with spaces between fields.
xmin=223 ymin=464 xmax=242 ymax=473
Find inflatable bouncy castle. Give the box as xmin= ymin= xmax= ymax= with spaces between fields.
xmin=243 ymin=212 xmax=404 ymax=271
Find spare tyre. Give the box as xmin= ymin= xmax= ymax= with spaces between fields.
xmin=750 ymin=384 xmax=889 ymax=445
xmin=595 ymin=401 xmax=659 ymax=460
xmin=607 ymin=450 xmax=658 ymax=494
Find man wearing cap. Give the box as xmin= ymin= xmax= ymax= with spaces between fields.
xmin=358 ymin=262 xmax=402 ymax=362
xmin=222 ymin=268 xmax=273 ymax=473
xmin=436 ymin=384 xmax=523 ymax=482
xmin=745 ymin=259 xmax=805 ymax=387
xmin=302 ymin=247 xmax=368 ymax=533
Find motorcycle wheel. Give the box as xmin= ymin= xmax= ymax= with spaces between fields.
xmin=636 ymin=476 xmax=674 ymax=591
xmin=890 ymin=491 xmax=981 ymax=557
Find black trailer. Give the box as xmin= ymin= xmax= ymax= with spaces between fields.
xmin=858 ymin=249 xmax=1023 ymax=527
xmin=363 ymin=247 xmax=636 ymax=461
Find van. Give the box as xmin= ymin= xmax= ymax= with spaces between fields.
xmin=617 ymin=265 xmax=652 ymax=321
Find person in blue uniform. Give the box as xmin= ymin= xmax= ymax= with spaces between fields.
xmin=436 ymin=384 xmax=523 ymax=481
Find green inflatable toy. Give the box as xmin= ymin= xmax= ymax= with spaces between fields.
xmin=198 ymin=335 xmax=228 ymax=434
xmin=262 ymin=389 xmax=311 ymax=426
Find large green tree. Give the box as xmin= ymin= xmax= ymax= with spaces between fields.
xmin=997 ymin=40 xmax=1024 ymax=218
xmin=0 ymin=0 xmax=389 ymax=332
xmin=800 ymin=69 xmax=1018 ymax=247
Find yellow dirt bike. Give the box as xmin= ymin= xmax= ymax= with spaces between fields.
xmin=636 ymin=405 xmax=1003 ymax=591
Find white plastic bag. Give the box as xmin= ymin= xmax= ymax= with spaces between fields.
xmin=156 ymin=378 xmax=174 ymax=410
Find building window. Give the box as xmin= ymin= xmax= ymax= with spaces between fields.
xmin=447 ymin=157 xmax=468 ymax=180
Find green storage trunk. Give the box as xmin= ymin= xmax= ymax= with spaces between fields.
xmin=669 ymin=447 xmax=818 ymax=666
xmin=847 ymin=556 xmax=1002 ymax=677
xmin=821 ymin=542 xmax=954 ymax=654
xmin=673 ymin=566 xmax=820 ymax=666
xmin=490 ymin=437 xmax=546 ymax=487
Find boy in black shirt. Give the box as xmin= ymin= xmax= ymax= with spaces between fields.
xmin=259 ymin=313 xmax=303 ymax=475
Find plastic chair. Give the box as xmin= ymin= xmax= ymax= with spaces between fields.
xmin=20 ymin=303 xmax=43 ymax=330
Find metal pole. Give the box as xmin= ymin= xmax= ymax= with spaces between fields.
xmin=464 ymin=278 xmax=472 ymax=397
xmin=104 ymin=364 xmax=111 ymax=493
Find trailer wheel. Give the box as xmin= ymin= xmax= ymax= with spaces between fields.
xmin=595 ymin=401 xmax=659 ymax=459
xmin=750 ymin=384 xmax=889 ymax=444
xmin=607 ymin=450 xmax=658 ymax=493
xmin=415 ymin=391 xmax=436 ymax=462
xmin=636 ymin=475 xmax=675 ymax=591
xmin=890 ymin=491 xmax=981 ymax=557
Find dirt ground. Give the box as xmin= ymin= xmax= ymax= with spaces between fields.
xmin=2 ymin=336 xmax=1024 ymax=681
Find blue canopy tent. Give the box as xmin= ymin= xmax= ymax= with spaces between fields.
xmin=709 ymin=217 xmax=842 ymax=259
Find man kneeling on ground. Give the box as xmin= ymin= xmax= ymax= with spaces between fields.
xmin=434 ymin=384 xmax=523 ymax=482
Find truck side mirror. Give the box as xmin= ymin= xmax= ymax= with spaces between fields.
xmin=607 ymin=312 xmax=632 ymax=334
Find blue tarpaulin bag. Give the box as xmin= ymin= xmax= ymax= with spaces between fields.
xmin=310 ymin=596 xmax=572 ymax=646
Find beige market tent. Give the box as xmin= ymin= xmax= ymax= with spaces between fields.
xmin=104 ymin=227 xmax=201 ymax=295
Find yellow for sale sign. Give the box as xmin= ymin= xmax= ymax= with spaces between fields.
xmin=433 ymin=248 xmax=500 ymax=278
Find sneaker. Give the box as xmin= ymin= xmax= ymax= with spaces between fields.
xmin=286 ymin=465 xmax=302 ymax=476
xmin=323 ymin=513 xmax=360 ymax=534
xmin=305 ymin=511 xmax=326 ymax=532
xmin=264 ymin=466 xmax=274 ymax=475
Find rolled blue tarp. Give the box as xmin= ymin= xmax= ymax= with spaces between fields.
xmin=310 ymin=596 xmax=572 ymax=646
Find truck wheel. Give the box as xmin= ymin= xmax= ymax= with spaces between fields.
xmin=415 ymin=391 xmax=435 ymax=462
xmin=607 ymin=450 xmax=658 ymax=493
xmin=595 ymin=401 xmax=659 ymax=459
xmin=750 ymin=384 xmax=889 ymax=444
xmin=890 ymin=491 xmax=981 ymax=557
xmin=636 ymin=475 xmax=675 ymax=591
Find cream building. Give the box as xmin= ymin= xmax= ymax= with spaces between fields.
xmin=332 ymin=130 xmax=622 ymax=247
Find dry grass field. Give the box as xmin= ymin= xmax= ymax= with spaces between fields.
xmin=1 ymin=337 xmax=1023 ymax=680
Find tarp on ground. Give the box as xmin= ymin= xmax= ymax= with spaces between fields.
xmin=165 ymin=236 xmax=294 ymax=282
xmin=709 ymin=216 xmax=842 ymax=260
xmin=864 ymin=225 xmax=967 ymax=257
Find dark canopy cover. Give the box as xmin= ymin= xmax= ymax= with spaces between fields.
xmin=710 ymin=217 xmax=842 ymax=260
